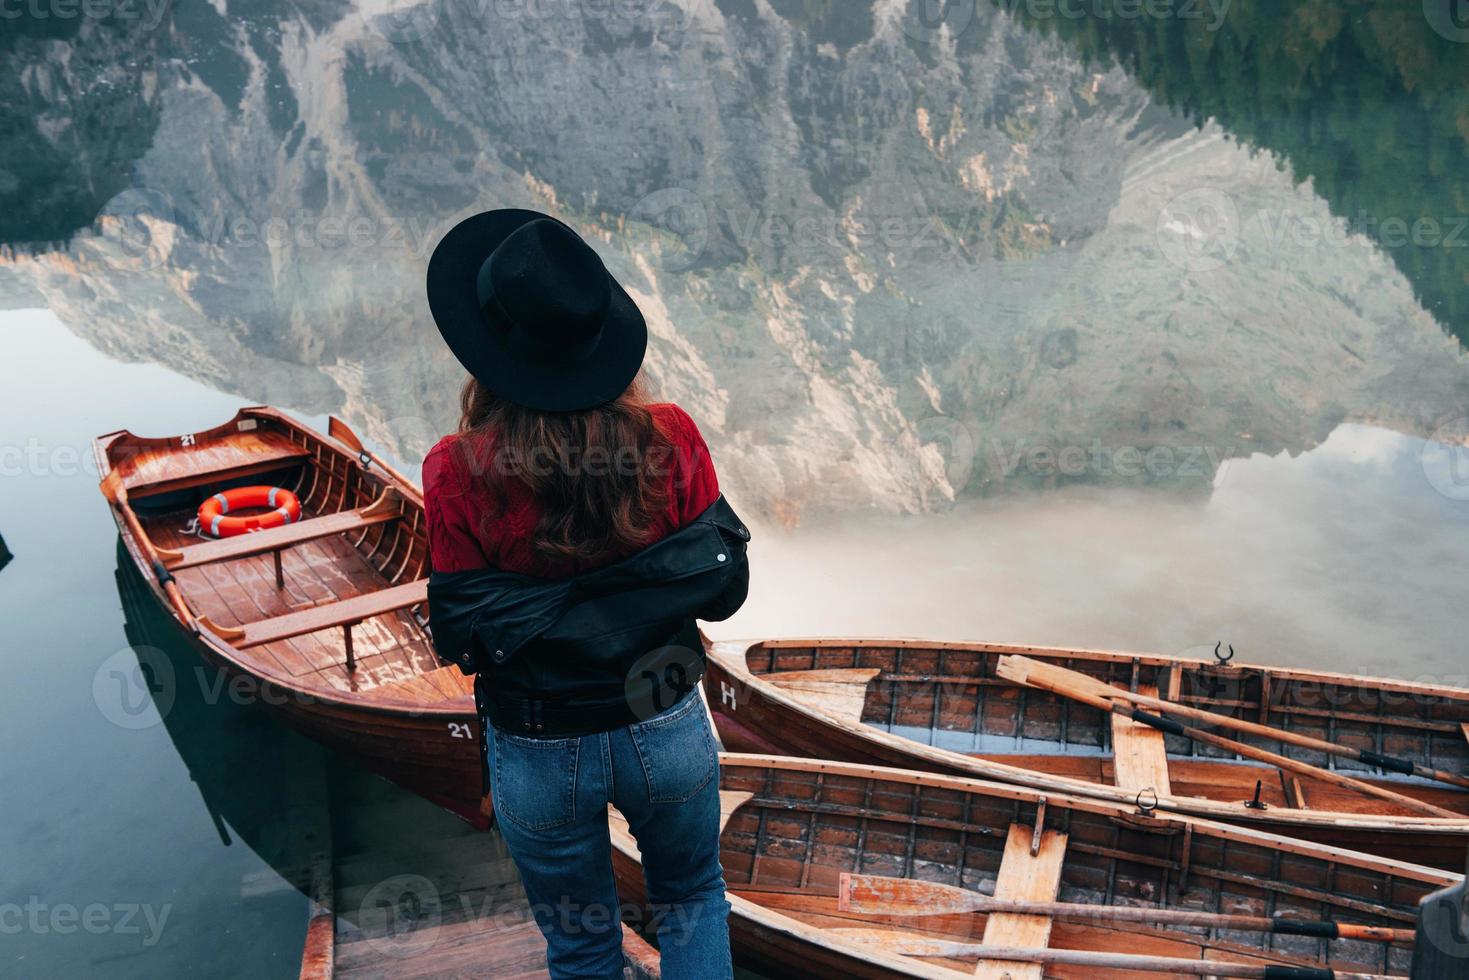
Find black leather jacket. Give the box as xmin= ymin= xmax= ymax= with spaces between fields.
xmin=428 ymin=494 xmax=751 ymax=739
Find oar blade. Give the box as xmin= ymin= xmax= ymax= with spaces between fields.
xmin=838 ymin=872 xmax=984 ymax=916
xmin=826 ymin=927 xmax=981 ymax=958
xmin=996 ymin=655 xmax=1119 ymax=702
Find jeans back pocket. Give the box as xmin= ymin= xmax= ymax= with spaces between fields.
xmin=491 ymin=729 xmax=580 ymax=831
xmin=628 ymin=692 xmax=716 ymax=804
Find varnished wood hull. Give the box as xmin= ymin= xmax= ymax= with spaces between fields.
xmin=704 ymin=639 xmax=1469 ymax=870
xmin=610 ymin=754 xmax=1454 ymax=979
xmin=96 ymin=408 xmax=490 ymax=830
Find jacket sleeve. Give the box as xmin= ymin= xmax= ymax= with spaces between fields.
xmin=696 ymin=504 xmax=750 ymax=622
xmin=697 ymin=557 xmax=748 ymax=622
xmin=426 ymin=569 xmax=480 ymax=672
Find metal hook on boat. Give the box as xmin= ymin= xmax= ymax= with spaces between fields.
xmin=1213 ymin=642 xmax=1235 ymax=666
xmin=1135 ymin=788 xmax=1158 ymax=816
xmin=1244 ymin=779 xmax=1269 ymax=810
xmin=359 ymin=450 xmax=373 ymax=469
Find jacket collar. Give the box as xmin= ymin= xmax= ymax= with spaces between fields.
xmin=428 ymin=494 xmax=749 ymax=666
xmin=433 ymin=494 xmax=747 ymax=589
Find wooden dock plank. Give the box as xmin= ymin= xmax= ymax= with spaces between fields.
xmin=1110 ymin=683 xmax=1173 ymax=797
xmin=973 ymin=823 xmax=1068 ymax=980
xmin=297 ymin=854 xmax=334 ymax=980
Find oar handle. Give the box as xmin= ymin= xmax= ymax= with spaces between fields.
xmin=1117 ymin=702 xmax=1186 ymax=736
xmin=1094 ymin=664 xmax=1462 ymax=793
xmin=1180 ymin=726 xmax=1460 ymax=819
xmin=1099 ymin=690 xmax=1457 ymax=819
xmin=111 ymin=477 xmax=197 ymax=631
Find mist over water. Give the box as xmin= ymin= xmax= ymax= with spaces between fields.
xmin=726 ymin=422 xmax=1469 ymax=684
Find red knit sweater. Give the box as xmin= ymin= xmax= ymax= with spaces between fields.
xmin=422 ymin=403 xmax=720 ymax=577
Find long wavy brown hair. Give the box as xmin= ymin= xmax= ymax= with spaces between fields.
xmin=457 ymin=377 xmax=672 ymax=570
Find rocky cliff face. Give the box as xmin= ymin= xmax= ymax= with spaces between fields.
xmin=2 ymin=0 xmax=1466 ymax=521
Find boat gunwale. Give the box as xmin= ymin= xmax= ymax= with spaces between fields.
xmin=704 ymin=639 xmax=1469 ymax=835
xmin=712 ymin=751 xmax=1458 ymax=885
xmin=747 ymin=636 xmax=1469 ymax=702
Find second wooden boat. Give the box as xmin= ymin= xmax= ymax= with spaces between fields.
xmin=611 ymin=753 xmax=1454 ymax=979
xmin=704 ymin=638 xmax=1469 ymax=869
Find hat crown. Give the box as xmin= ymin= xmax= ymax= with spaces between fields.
xmin=428 ymin=207 xmax=647 ymax=412
xmin=478 ymin=219 xmax=610 ymax=349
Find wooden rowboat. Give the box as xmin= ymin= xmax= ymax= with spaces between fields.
xmin=95 ymin=407 xmax=488 ymax=828
xmin=610 ymin=753 xmax=1456 ymax=979
xmin=704 ymin=639 xmax=1469 ymax=869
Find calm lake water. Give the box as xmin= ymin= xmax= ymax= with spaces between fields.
xmin=3 ymin=1 xmax=1469 ymax=977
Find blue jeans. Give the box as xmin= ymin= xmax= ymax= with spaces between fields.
xmin=488 ymin=690 xmax=734 ymax=979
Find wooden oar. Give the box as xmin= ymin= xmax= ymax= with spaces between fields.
xmin=837 ymin=873 xmax=1416 ymax=944
xmin=997 ymin=656 xmax=1462 ymax=818
xmin=1001 ymin=654 xmax=1469 ymax=793
xmin=102 ymin=468 xmax=196 ymax=631
xmin=824 ymin=926 xmax=1398 ymax=979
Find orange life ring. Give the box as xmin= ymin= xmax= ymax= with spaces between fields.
xmin=198 ymin=486 xmax=301 ymax=537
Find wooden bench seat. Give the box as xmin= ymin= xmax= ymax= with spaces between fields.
xmin=124 ymin=429 xmax=311 ymax=497
xmin=974 ymin=822 xmax=1068 ymax=980
xmin=200 ymin=580 xmax=428 ymax=668
xmin=158 ymin=490 xmax=402 ymax=572
xmin=1110 ymin=683 xmax=1173 ymax=797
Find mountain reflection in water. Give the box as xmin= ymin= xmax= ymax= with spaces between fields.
xmin=1 ymin=0 xmax=1467 ymax=522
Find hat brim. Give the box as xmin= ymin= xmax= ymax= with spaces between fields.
xmin=426 ymin=209 xmax=648 ymax=412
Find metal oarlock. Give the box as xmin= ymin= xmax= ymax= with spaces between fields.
xmin=1245 ymin=779 xmax=1269 ymax=810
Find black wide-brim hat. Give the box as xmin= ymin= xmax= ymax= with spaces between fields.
xmin=426 ymin=208 xmax=648 ymax=412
